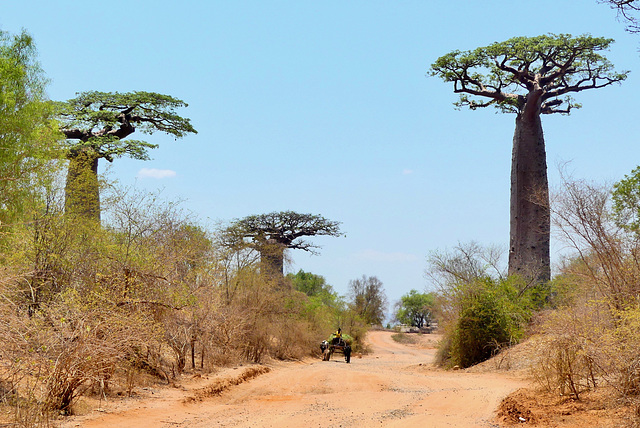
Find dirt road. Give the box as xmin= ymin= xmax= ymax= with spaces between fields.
xmin=63 ymin=331 xmax=526 ymax=427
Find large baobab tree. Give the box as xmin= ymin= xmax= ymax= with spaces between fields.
xmin=431 ymin=34 xmax=627 ymax=283
xmin=56 ymin=91 xmax=197 ymax=221
xmin=224 ymin=211 xmax=342 ymax=280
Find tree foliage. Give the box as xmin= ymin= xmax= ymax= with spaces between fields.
xmin=229 ymin=211 xmax=342 ymax=253
xmin=348 ymin=275 xmax=388 ymax=326
xmin=394 ymin=289 xmax=435 ymax=329
xmin=0 ymin=29 xmax=60 ymax=222
xmin=56 ymin=91 xmax=197 ymax=220
xmin=56 ymin=91 xmax=196 ymax=161
xmin=430 ymin=34 xmax=627 ymax=115
xmin=224 ymin=211 xmax=342 ymax=278
xmin=612 ymin=166 xmax=640 ymax=234
xmin=287 ymin=269 xmax=338 ymax=305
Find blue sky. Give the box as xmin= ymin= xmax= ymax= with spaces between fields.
xmin=2 ymin=1 xmax=640 ymax=307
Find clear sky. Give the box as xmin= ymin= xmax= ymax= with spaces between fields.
xmin=2 ymin=1 xmax=640 ymax=308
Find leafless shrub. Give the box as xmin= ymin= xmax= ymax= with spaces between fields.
xmin=551 ymin=176 xmax=640 ymax=310
xmin=0 ymin=279 xmax=163 ymax=419
xmin=43 ymin=294 xmax=161 ymax=413
xmin=533 ymin=336 xmax=595 ymax=399
xmin=535 ymin=173 xmax=640 ymax=421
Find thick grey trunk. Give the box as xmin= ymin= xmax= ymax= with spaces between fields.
xmin=258 ymin=241 xmax=292 ymax=289
xmin=259 ymin=241 xmax=285 ymax=279
xmin=65 ymin=149 xmax=101 ymax=222
xmin=508 ymin=109 xmax=551 ymax=283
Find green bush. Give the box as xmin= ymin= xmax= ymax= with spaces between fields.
xmin=451 ymin=287 xmax=510 ymax=367
xmin=445 ymin=277 xmax=534 ymax=368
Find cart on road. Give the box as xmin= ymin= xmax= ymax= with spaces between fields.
xmin=320 ymin=334 xmax=352 ymax=363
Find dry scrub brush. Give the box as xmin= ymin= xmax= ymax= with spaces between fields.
xmin=224 ymin=276 xmax=327 ymax=362
xmin=1 ymin=285 xmax=163 ymax=417
xmin=534 ymin=174 xmax=640 ymax=419
xmin=0 ymin=184 xmax=347 ymax=425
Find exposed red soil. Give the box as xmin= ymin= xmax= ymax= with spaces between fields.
xmin=58 ymin=331 xmax=528 ymax=427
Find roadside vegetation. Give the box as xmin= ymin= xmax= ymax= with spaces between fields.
xmin=0 ymin=178 xmax=370 ymax=424
xmin=4 ymin=0 xmax=640 ymax=425
xmin=0 ymin=29 xmax=382 ymax=425
xmin=390 ymin=333 xmax=420 ymax=345
xmin=425 ymin=171 xmax=640 ymax=423
xmin=425 ymin=242 xmax=546 ymax=369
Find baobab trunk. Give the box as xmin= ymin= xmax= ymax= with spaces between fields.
xmin=258 ymin=240 xmax=291 ymax=289
xmin=259 ymin=243 xmax=285 ymax=279
xmin=508 ymin=104 xmax=551 ymax=283
xmin=65 ymin=149 xmax=101 ymax=222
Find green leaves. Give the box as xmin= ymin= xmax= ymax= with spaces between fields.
xmin=0 ymin=29 xmax=61 ymax=223
xmin=57 ymin=90 xmax=197 ymax=161
xmin=612 ymin=166 xmax=640 ymax=234
xmin=395 ymin=289 xmax=435 ymax=328
xmin=430 ymin=33 xmax=628 ymax=115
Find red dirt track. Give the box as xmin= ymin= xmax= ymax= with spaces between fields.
xmin=61 ymin=331 xmax=526 ymax=427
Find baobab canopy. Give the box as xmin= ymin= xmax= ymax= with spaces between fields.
xmin=57 ymin=90 xmax=197 ymax=162
xmin=431 ymin=34 xmax=627 ymax=283
xmin=56 ymin=91 xmax=197 ymax=220
xmin=430 ymin=34 xmax=628 ymax=115
xmin=224 ymin=211 xmax=343 ymax=278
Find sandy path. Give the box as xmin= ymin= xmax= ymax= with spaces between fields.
xmin=61 ymin=331 xmax=526 ymax=427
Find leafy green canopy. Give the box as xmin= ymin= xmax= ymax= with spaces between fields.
xmin=430 ymin=34 xmax=627 ymax=114
xmin=612 ymin=166 xmax=640 ymax=233
xmin=56 ymin=90 xmax=197 ymax=161
xmin=0 ymin=29 xmax=60 ymax=220
xmin=395 ymin=290 xmax=435 ymax=328
xmin=288 ymin=269 xmax=333 ymax=296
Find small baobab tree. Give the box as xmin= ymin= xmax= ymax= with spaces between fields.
xmin=223 ymin=211 xmax=342 ymax=281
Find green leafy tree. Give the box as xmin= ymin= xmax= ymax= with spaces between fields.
xmin=431 ymin=34 xmax=627 ymax=283
xmin=288 ymin=270 xmax=336 ymax=299
xmin=428 ymin=243 xmax=549 ymax=368
xmin=56 ymin=91 xmax=197 ymax=221
xmin=450 ymin=280 xmax=512 ymax=368
xmin=612 ymin=166 xmax=640 ymax=234
xmin=0 ymin=29 xmax=60 ymax=223
xmin=445 ymin=276 xmax=534 ymax=368
xmin=395 ymin=289 xmax=435 ymax=328
xmin=224 ymin=211 xmax=342 ymax=280
xmin=348 ymin=275 xmax=388 ymax=325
